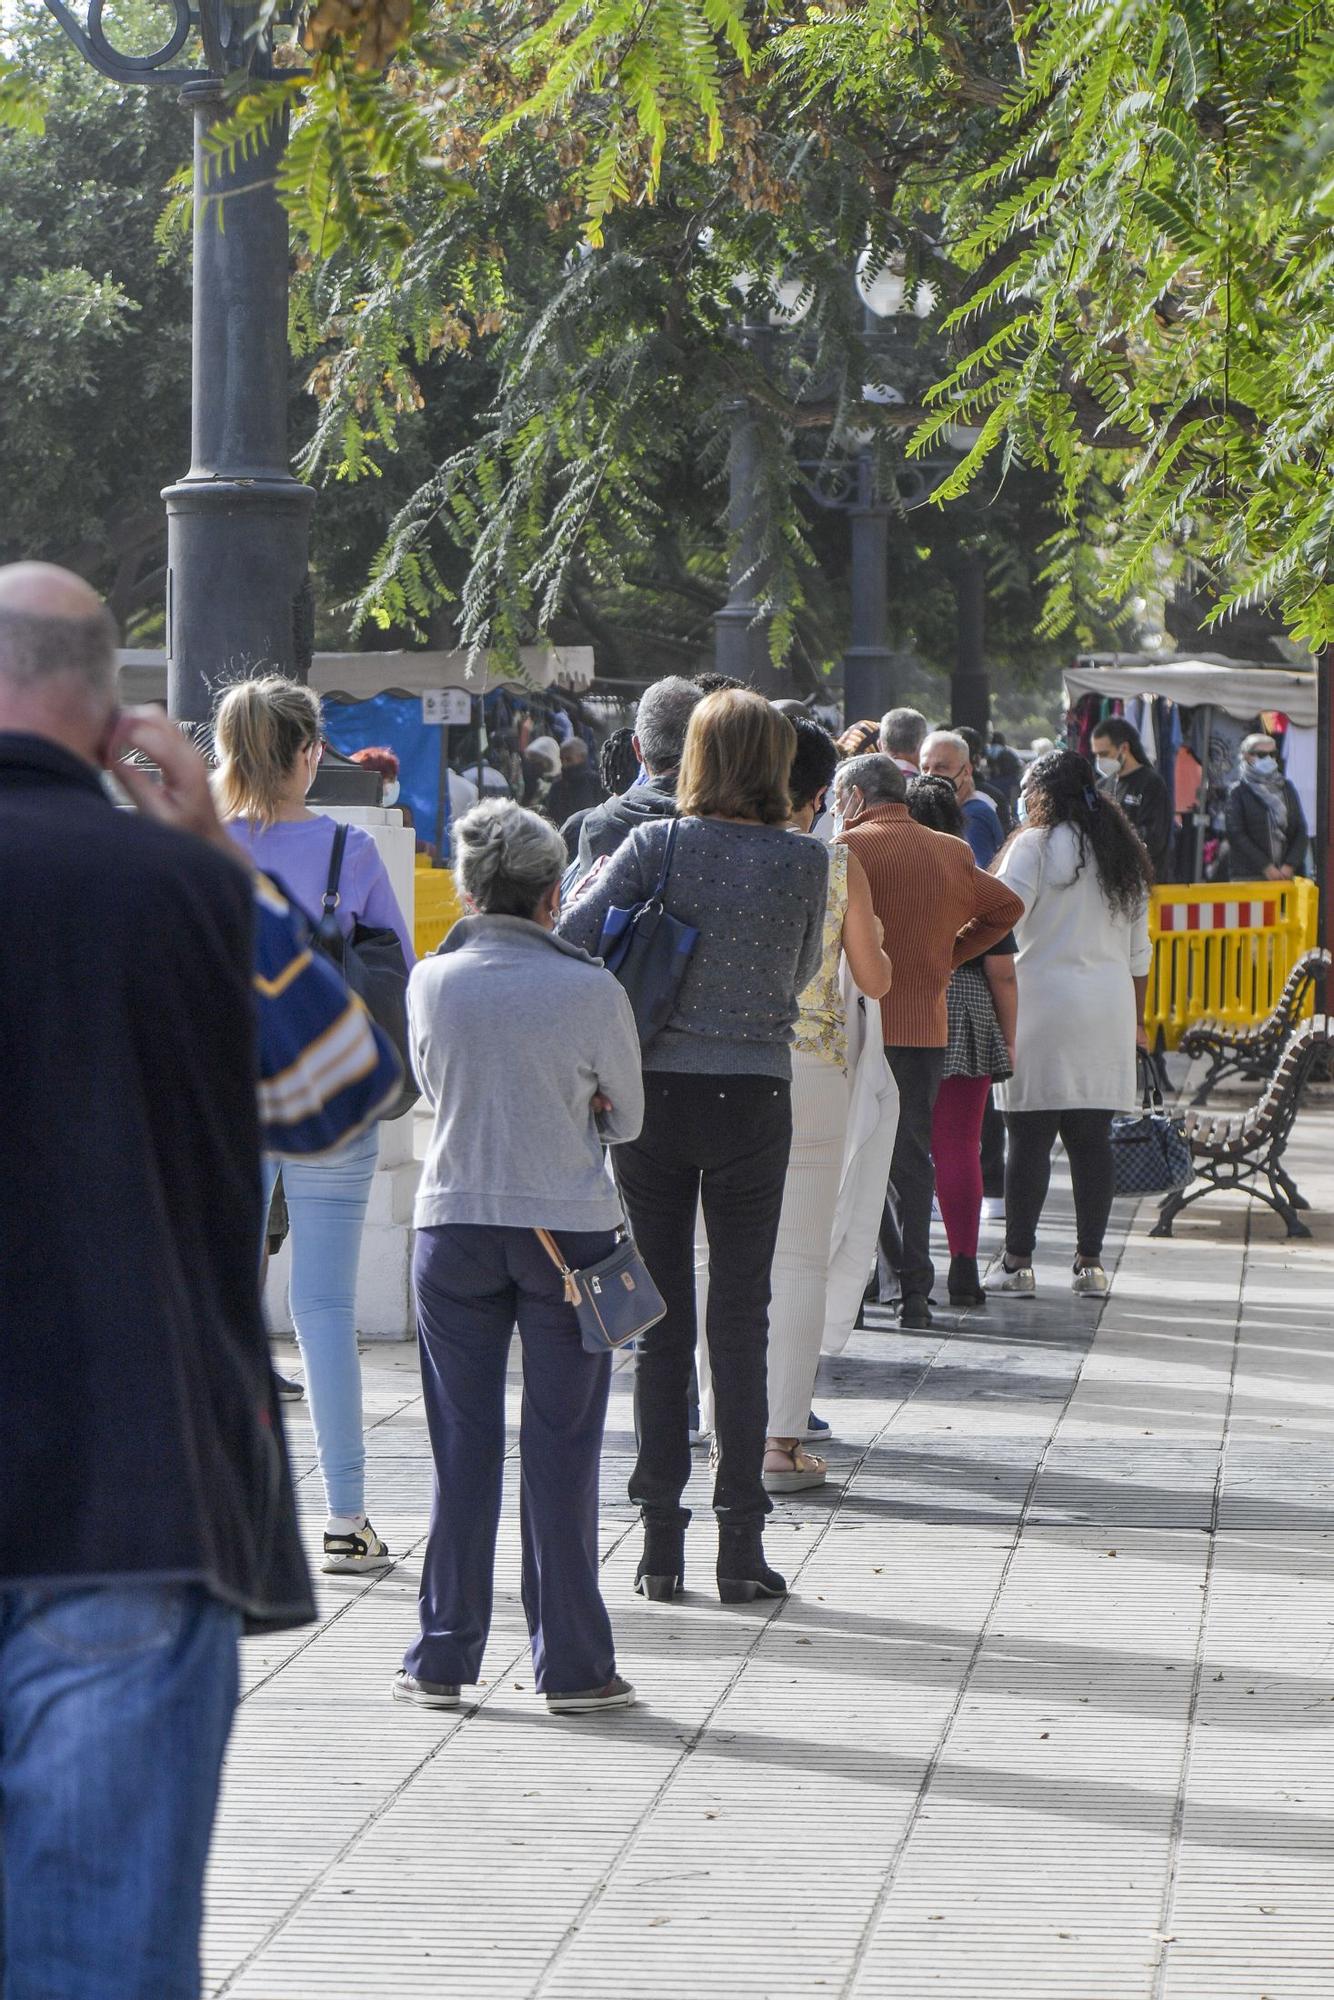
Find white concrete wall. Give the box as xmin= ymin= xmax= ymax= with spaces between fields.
xmin=263 ymin=805 xmax=422 ymax=1343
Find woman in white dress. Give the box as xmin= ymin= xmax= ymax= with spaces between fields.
xmin=985 ymin=749 xmax=1152 ymax=1299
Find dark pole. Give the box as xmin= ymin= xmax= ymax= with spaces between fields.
xmin=163 ymin=83 xmax=313 ymax=723
xmin=842 ymin=446 xmax=894 ymax=724
xmin=41 ymin=0 xmax=312 ymax=727
xmin=714 ymin=322 xmax=794 ymax=695
xmin=951 ymin=546 xmax=990 ymax=732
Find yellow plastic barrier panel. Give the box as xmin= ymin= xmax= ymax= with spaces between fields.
xmin=1147 ymin=877 xmax=1318 ymax=1048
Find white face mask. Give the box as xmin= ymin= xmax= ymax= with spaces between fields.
xmin=1016 ymin=792 xmax=1030 ymax=823
xmin=1095 ymin=754 xmax=1121 ymax=779
xmin=383 ymin=779 xmax=400 ymax=806
xmin=1249 ymin=755 xmax=1277 ymax=777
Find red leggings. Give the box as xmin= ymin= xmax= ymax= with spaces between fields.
xmin=931 ymin=1075 xmax=992 ymax=1257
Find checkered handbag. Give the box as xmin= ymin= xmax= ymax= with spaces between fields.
xmin=1111 ymin=1054 xmax=1192 ymax=1197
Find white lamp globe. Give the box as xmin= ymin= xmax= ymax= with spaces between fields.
xmin=944 ymin=421 xmax=985 ymax=452
xmin=856 ymin=247 xmax=907 ymax=318
xmin=771 ymin=272 xmax=812 ymax=324
xmin=912 ymin=278 xmax=937 ymax=319
xmin=846 ymin=380 xmax=905 ymax=445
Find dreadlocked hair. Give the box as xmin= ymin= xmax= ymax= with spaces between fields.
xmin=1021 ymin=749 xmax=1153 ymax=916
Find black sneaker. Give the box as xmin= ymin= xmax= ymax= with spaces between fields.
xmin=899 ymin=1293 xmax=934 ymax=1330
xmin=274 ymin=1371 xmax=304 ymax=1401
xmin=322 ymin=1518 xmax=393 ymax=1575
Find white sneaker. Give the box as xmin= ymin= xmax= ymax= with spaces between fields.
xmin=982 ymin=1197 xmax=1006 ymax=1222
xmin=392 ymin=1671 xmax=460 ymax=1709
xmin=983 ymin=1256 xmax=1036 ymax=1296
xmin=1072 ymin=1263 xmax=1109 ymax=1296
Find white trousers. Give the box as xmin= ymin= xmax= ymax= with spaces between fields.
xmin=697 ymin=1050 xmax=850 ymax=1438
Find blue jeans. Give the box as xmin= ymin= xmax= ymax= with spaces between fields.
xmin=0 ymin=1583 xmax=240 ymax=2000
xmin=405 ymin=1225 xmax=619 ymax=1696
xmin=263 ymin=1125 xmax=379 ymax=1518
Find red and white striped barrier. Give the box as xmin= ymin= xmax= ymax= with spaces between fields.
xmin=1156 ymin=898 xmax=1278 ymax=933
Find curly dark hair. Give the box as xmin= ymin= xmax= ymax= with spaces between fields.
xmin=1021 ymin=748 xmax=1153 ymax=914
xmin=907 ymin=773 xmax=964 ymax=838
xmin=598 ymin=726 xmax=640 ymax=797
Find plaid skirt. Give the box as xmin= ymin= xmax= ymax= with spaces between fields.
xmin=943 ymin=960 xmax=1012 ymax=1083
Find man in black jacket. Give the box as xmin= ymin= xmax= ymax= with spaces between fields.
xmin=571 ymin=674 xmax=703 ymax=879
xmin=0 ymin=563 xmax=312 ymax=1998
xmin=1091 ymin=717 xmax=1175 ymax=880
xmin=1225 ymin=732 xmax=1310 ymax=881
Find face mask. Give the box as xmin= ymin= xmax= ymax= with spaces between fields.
xmin=1249 ymin=756 xmax=1277 ymax=777
xmin=1016 ymin=793 xmax=1029 ymax=824
xmin=1096 ymin=754 xmax=1120 ymax=779
xmin=383 ymin=779 xmax=400 ymax=806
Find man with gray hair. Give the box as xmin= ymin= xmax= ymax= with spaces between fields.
xmin=573 ymin=673 xmax=704 ymax=877
xmin=920 ymin=727 xmax=1004 ymax=866
xmin=0 ymin=562 xmax=312 ymax=1996
xmin=834 ymin=751 xmax=1023 ymax=1328
xmin=880 ymin=706 xmax=929 ymax=777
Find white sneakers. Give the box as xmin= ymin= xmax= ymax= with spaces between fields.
xmin=983 ymin=1258 xmax=1036 ymax=1296
xmin=981 ymin=1196 xmax=1006 ymax=1222
xmin=982 ymin=1259 xmax=1112 ymax=1298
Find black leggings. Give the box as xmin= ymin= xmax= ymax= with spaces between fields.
xmin=1003 ymin=1109 xmax=1115 ymax=1264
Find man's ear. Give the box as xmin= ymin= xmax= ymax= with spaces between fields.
xmin=631 ymin=733 xmax=643 ymax=763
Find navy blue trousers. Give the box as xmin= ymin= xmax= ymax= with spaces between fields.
xmin=404 ymin=1224 xmax=619 ymax=1697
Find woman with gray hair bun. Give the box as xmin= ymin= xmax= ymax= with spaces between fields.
xmin=394 ymin=799 xmax=646 ymax=1718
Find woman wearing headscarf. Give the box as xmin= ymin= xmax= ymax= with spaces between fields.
xmin=1225 ymin=733 xmax=1309 ymax=881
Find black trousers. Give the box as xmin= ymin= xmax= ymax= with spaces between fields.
xmin=980 ymin=1090 xmax=1006 ymax=1200
xmin=1003 ymin=1109 xmax=1115 ymax=1263
xmin=877 ymin=1046 xmax=947 ymax=1301
xmin=618 ymin=1073 xmax=792 ymax=1528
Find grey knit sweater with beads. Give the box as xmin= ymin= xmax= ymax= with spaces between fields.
xmin=557 ymin=815 xmax=828 ymax=1079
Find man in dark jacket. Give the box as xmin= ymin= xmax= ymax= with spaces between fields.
xmin=1224 ymin=732 xmax=1310 ymax=881
xmin=544 ymin=736 xmax=605 ymax=830
xmin=572 ymin=674 xmax=704 ymax=879
xmin=1091 ymin=717 xmax=1175 ymax=880
xmin=0 ymin=563 xmax=313 ymax=1998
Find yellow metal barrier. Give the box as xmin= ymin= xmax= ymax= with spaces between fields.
xmin=413 ymin=858 xmax=464 ymax=961
xmin=1147 ymin=877 xmax=1319 ymax=1048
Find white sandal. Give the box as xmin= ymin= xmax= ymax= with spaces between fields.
xmin=762 ymin=1440 xmax=828 ymax=1494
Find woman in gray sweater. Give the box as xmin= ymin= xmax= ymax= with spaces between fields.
xmin=559 ymin=690 xmax=827 ymax=1606
xmin=395 ymin=801 xmax=644 ymax=1717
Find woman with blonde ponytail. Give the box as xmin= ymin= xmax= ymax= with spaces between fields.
xmin=217 ymin=674 xmax=414 ymax=1576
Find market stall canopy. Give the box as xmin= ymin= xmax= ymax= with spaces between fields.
xmin=117 ymin=644 xmax=595 ymax=705
xmin=1064 ymin=654 xmax=1317 ymax=727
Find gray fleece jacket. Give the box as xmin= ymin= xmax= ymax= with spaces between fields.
xmin=408 ymin=916 xmax=644 ymax=1231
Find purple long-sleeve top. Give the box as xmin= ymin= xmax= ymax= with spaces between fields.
xmin=227 ymin=814 xmax=416 ymax=966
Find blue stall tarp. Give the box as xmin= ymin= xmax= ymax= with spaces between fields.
xmin=322 ymin=692 xmax=464 ymax=855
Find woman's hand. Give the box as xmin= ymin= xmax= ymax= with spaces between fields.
xmin=592 ymin=1092 xmax=614 ymax=1116
xmin=1135 ymin=1024 xmax=1150 ymax=1052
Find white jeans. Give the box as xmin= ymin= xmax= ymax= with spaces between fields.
xmin=697 ymin=1051 xmax=849 ymax=1439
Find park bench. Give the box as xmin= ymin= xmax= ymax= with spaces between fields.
xmin=1150 ymin=1015 xmax=1331 ymax=1240
xmin=1179 ymin=946 xmax=1330 ymax=1103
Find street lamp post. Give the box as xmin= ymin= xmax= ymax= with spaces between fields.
xmin=842 ymin=445 xmax=893 ymax=723
xmin=714 ymin=320 xmax=788 ymax=692
xmin=41 ymin=0 xmax=313 ymax=723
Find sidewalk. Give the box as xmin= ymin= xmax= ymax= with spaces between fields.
xmin=205 ymin=1089 xmax=1334 ymax=2000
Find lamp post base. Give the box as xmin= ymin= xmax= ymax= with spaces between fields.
xmin=163 ymin=477 xmax=315 ymax=723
